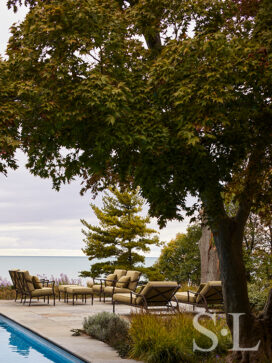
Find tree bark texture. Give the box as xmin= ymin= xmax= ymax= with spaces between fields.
xmin=213 ymin=218 xmax=272 ymax=363
xmin=199 ymin=225 xmax=220 ymax=283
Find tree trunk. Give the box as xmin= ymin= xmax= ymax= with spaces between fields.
xmin=213 ymin=218 xmax=272 ymax=363
xmin=199 ymin=225 xmax=220 ymax=283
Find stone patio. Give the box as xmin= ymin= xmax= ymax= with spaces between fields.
xmin=0 ymin=298 xmax=141 ymax=363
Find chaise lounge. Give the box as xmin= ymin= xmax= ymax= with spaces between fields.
xmin=174 ymin=281 xmax=224 ymax=313
xmin=112 ymin=281 xmax=180 ymax=313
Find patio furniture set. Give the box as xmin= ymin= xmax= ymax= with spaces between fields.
xmin=9 ymin=269 xmax=224 ymax=313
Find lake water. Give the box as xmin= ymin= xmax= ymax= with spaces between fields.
xmin=0 ymin=256 xmax=157 ymax=283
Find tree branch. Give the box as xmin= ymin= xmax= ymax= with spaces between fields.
xmin=235 ymin=147 xmax=266 ymax=227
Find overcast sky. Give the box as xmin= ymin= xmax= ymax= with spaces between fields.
xmin=0 ymin=2 xmax=190 ymax=256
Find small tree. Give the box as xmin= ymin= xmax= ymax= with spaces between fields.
xmin=154 ymin=224 xmax=201 ymax=285
xmin=80 ymin=187 xmax=159 ymax=278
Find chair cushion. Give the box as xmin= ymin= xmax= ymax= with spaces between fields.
xmin=92 ymin=284 xmax=104 ymax=294
xmin=86 ymin=279 xmax=94 ymax=288
xmin=136 ymin=281 xmax=178 ymax=305
xmin=22 ymin=270 xmax=35 ymax=291
xmin=174 ymin=292 xmax=196 ymax=303
xmin=104 ymin=286 xmax=130 ymax=295
xmin=114 ymin=269 xmax=127 ymax=280
xmin=196 ymin=281 xmax=222 ymax=303
xmin=66 ymin=287 xmax=93 ymax=294
xmin=32 ymin=276 xmax=43 ymax=289
xmin=113 ymin=293 xmax=137 ymax=305
xmin=58 ymin=284 xmax=79 ymax=292
xmin=116 ymin=276 xmax=131 ymax=288
xmin=31 ymin=288 xmax=54 ymax=297
xmin=126 ymin=270 xmax=141 ymax=291
xmin=105 ymin=274 xmax=117 ymax=287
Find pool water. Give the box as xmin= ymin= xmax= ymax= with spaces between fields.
xmin=0 ymin=315 xmax=86 ymax=363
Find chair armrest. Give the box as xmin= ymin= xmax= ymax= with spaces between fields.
xmin=94 ymin=278 xmax=116 ymax=287
xmin=129 ymin=290 xmax=144 ymax=298
xmin=45 ymin=281 xmax=55 ymax=289
xmin=188 ymin=290 xmax=198 ymax=295
xmin=40 ymin=279 xmax=49 ymax=287
xmin=129 ymin=291 xmax=148 ymax=307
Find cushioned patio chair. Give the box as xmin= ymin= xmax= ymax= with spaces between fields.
xmin=92 ymin=269 xmax=127 ymax=301
xmin=66 ymin=286 xmax=94 ymax=305
xmin=9 ymin=269 xmax=21 ymax=302
xmin=104 ymin=270 xmax=142 ymax=303
xmin=112 ymin=281 xmax=180 ymax=313
xmin=18 ymin=271 xmax=55 ymax=306
xmin=174 ymin=281 xmax=224 ymax=313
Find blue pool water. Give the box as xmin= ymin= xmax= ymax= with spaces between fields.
xmin=0 ymin=315 xmax=86 ymax=363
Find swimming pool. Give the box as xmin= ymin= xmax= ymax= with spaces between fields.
xmin=0 ymin=314 xmax=86 ymax=362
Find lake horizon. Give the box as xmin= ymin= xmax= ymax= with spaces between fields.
xmin=0 ymin=256 xmax=158 ymax=282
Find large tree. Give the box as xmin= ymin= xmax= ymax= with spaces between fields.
xmin=80 ymin=186 xmax=159 ymax=277
xmin=5 ymin=0 xmax=272 ymax=361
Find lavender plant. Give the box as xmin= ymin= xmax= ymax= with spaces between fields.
xmin=0 ymin=277 xmax=12 ymax=288
xmin=37 ymin=273 xmax=83 ymax=286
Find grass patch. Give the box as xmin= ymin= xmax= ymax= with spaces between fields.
xmin=129 ymin=313 xmax=231 ymax=363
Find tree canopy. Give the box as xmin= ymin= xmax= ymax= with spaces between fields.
xmin=0 ymin=59 xmax=18 ymax=174
xmin=3 ymin=0 xmax=272 ymax=360
xmin=154 ymin=224 xmax=201 ymax=285
xmin=5 ymin=0 xmax=272 ymax=227
xmin=80 ymin=186 xmax=159 ymax=278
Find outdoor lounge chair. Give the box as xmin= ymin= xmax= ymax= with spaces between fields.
xmin=103 ymin=270 xmax=142 ymax=302
xmin=9 ymin=269 xmax=21 ymax=302
xmin=18 ymin=271 xmax=55 ymax=306
xmin=112 ymin=281 xmax=180 ymax=313
xmin=174 ymin=281 xmax=224 ymax=313
xmin=92 ymin=269 xmax=127 ymax=301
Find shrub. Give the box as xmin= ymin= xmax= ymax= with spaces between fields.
xmin=0 ymin=276 xmax=15 ymax=300
xmin=0 ymin=286 xmax=15 ymax=300
xmin=83 ymin=312 xmax=130 ymax=357
xmin=248 ymin=281 xmax=272 ymax=312
xmin=129 ymin=313 xmax=231 ymax=363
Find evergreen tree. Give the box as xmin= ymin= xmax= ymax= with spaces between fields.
xmin=80 ymin=187 xmax=159 ymax=278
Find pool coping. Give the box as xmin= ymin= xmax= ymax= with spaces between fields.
xmin=0 ymin=312 xmax=88 ymax=362
xmin=0 ymin=299 xmax=140 ymax=363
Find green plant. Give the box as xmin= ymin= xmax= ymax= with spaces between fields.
xmin=154 ymin=225 xmax=202 ymax=285
xmin=0 ymin=286 xmax=16 ymax=300
xmin=248 ymin=281 xmax=272 ymax=312
xmin=129 ymin=313 xmax=231 ymax=363
xmin=83 ymin=312 xmax=130 ymax=357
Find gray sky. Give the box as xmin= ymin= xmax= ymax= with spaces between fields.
xmin=0 ymin=2 xmax=190 ymax=256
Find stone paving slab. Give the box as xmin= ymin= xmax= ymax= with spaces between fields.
xmin=0 ymin=299 xmax=141 ymax=363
